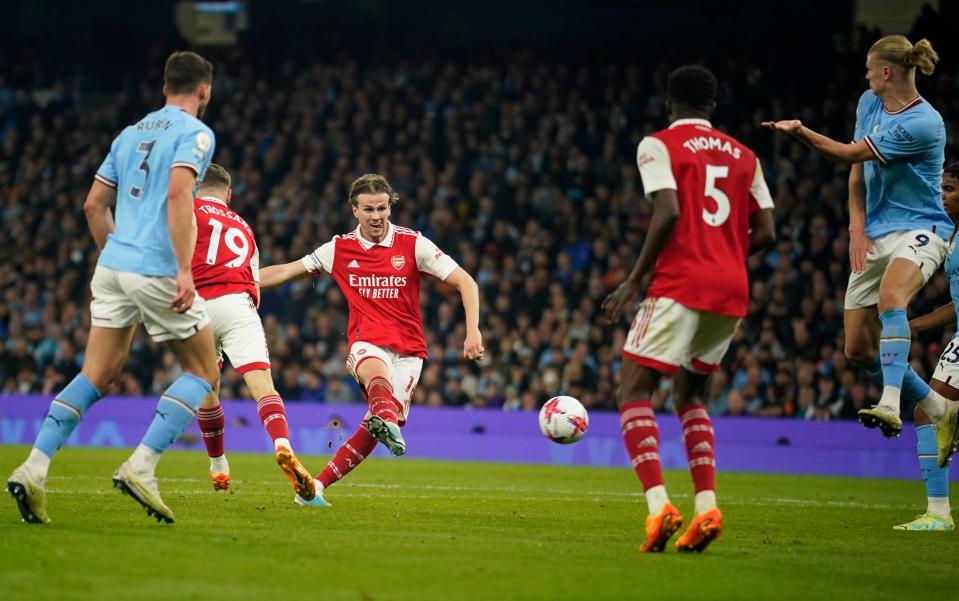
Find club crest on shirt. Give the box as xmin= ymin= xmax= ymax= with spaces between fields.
xmin=391 ymin=255 xmax=405 ymax=270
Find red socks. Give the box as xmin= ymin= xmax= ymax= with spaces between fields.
xmin=317 ymin=422 xmax=378 ymax=488
xmin=197 ymin=404 xmax=225 ymax=458
xmin=367 ymin=376 xmax=402 ymax=425
xmin=678 ymin=403 xmax=716 ymax=493
xmin=619 ymin=400 xmax=664 ymax=491
xmin=256 ymin=393 xmax=289 ymax=443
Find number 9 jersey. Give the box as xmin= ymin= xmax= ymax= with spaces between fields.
xmin=191 ymin=196 xmax=260 ymax=305
xmin=636 ymin=118 xmax=774 ymax=318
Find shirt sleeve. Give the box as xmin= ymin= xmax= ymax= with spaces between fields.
xmin=636 ymin=136 xmax=676 ymax=197
xmin=94 ymin=136 xmax=119 ymax=188
xmin=172 ymin=124 xmax=215 ymax=176
xmin=300 ymin=239 xmax=336 ymax=275
xmin=250 ymin=244 xmax=261 ymax=283
xmin=415 ymin=234 xmax=459 ymax=280
xmin=863 ymin=111 xmax=941 ymax=166
xmin=749 ymin=159 xmax=775 ymax=211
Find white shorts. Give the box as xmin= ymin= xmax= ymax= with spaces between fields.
xmin=622 ymin=297 xmax=740 ymax=375
xmin=844 ymin=229 xmax=948 ymax=310
xmin=346 ymin=341 xmax=424 ymax=425
xmin=90 ymin=265 xmax=209 ymax=343
xmin=932 ymin=335 xmax=959 ymax=387
xmin=207 ymin=292 xmax=270 ymax=374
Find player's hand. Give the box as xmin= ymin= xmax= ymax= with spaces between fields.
xmin=463 ymin=328 xmax=484 ymax=361
xmin=848 ymin=229 xmax=874 ymax=274
xmin=170 ymin=269 xmax=196 ymax=313
xmin=761 ymin=119 xmax=803 ymax=134
xmin=602 ymin=280 xmax=641 ymax=323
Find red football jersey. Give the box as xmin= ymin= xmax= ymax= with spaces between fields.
xmin=191 ymin=196 xmax=260 ymax=304
xmin=636 ymin=119 xmax=773 ymax=317
xmin=302 ymin=224 xmax=459 ymax=359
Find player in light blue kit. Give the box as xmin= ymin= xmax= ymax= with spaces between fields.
xmin=763 ymin=35 xmax=958 ymax=444
xmin=6 ymin=51 xmax=220 ymax=524
xmin=901 ymin=163 xmax=959 ymax=531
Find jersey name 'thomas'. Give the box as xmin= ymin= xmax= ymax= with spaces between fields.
xmin=301 ymin=223 xmax=458 ymax=359
xmin=636 ymin=118 xmax=774 ymax=317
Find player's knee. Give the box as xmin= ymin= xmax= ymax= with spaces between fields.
xmin=877 ymin=286 xmax=908 ymax=313
xmin=914 ymin=404 xmax=931 ymax=425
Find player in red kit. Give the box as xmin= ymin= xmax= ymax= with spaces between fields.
xmin=602 ymin=66 xmax=776 ymax=552
xmin=259 ymin=174 xmax=484 ymax=506
xmin=190 ymin=164 xmax=317 ymax=501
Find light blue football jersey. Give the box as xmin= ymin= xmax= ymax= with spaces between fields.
xmin=945 ymin=239 xmax=959 ymax=324
xmin=853 ymin=90 xmax=952 ymax=240
xmin=95 ymin=105 xmax=215 ymax=276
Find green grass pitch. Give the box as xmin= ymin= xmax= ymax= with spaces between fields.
xmin=0 ymin=445 xmax=957 ymax=601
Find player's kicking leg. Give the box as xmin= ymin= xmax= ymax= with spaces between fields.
xmin=7 ymin=323 xmax=135 ymax=524
xmin=617 ymin=359 xmax=682 ymax=552
xmin=671 ymin=367 xmax=723 ymax=551
xmin=354 ymin=352 xmax=407 ymax=457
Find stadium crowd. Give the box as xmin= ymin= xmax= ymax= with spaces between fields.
xmin=3 ymin=27 xmax=959 ymax=420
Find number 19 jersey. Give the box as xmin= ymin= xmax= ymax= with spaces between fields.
xmin=636 ymin=118 xmax=774 ymax=318
xmin=95 ymin=104 xmax=215 ymax=276
xmin=191 ymin=196 xmax=260 ymax=305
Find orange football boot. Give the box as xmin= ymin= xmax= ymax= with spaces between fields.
xmin=675 ymin=507 xmax=723 ymax=552
xmin=640 ymin=503 xmax=683 ymax=552
xmin=275 ymin=446 xmax=316 ymax=501
xmin=209 ymin=472 xmax=230 ymax=492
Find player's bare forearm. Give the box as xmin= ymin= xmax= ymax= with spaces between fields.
xmin=625 ymin=190 xmax=680 ymax=287
xmin=446 ymin=267 xmax=481 ymax=332
xmin=748 ymin=209 xmax=775 ymax=255
xmin=847 ymin=163 xmax=867 ymax=230
xmin=910 ymin=303 xmax=957 ymax=334
xmin=259 ymin=261 xmax=310 ymax=289
xmin=795 ymin=127 xmax=874 ymax=165
xmin=168 ymin=167 xmax=199 ymax=272
xmin=83 ymin=180 xmax=117 ymax=249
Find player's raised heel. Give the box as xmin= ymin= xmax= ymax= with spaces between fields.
xmin=6 ymin=465 xmax=51 ymax=524
xmin=676 ymin=508 xmax=723 ymax=552
xmin=640 ymin=503 xmax=683 ymax=553
xmin=935 ymin=401 xmax=959 ymax=467
xmin=112 ymin=462 xmax=175 ymax=524
xmin=367 ymin=416 xmax=407 ymax=456
xmin=209 ymin=472 xmax=230 ymax=492
xmin=857 ymin=406 xmax=903 ymax=438
xmin=275 ymin=447 xmax=316 ymax=500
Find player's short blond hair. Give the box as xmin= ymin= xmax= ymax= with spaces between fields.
xmin=869 ymin=35 xmax=939 ymax=76
xmin=348 ymin=174 xmax=399 ymax=206
xmin=199 ymin=163 xmax=231 ymax=193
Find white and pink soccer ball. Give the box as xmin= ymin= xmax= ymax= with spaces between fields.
xmin=538 ymin=396 xmax=589 ymax=444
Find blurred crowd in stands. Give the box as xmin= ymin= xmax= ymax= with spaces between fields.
xmin=3 ymin=21 xmax=959 ymax=421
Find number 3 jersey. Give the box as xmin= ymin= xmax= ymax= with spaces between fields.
xmin=191 ymin=196 xmax=260 ymax=304
xmin=95 ymin=104 xmax=215 ymax=277
xmin=636 ymin=118 xmax=774 ymax=317
xmin=300 ymin=223 xmax=459 ymax=359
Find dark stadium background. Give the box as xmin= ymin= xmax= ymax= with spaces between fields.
xmin=2 ymin=0 xmax=958 ymax=419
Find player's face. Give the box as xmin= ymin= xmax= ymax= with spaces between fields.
xmin=942 ymin=175 xmax=959 ymax=218
xmin=353 ymin=193 xmax=392 ymax=242
xmin=865 ymin=54 xmax=889 ymax=95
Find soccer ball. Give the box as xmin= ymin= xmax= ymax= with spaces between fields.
xmin=538 ymin=396 xmax=589 ymax=444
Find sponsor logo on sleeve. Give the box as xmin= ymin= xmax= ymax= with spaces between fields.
xmin=195 ymin=132 xmax=212 ymax=154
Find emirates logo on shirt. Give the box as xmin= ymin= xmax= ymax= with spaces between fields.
xmin=391 ymin=255 xmax=406 ymax=270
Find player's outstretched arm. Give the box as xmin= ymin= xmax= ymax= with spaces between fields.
xmin=168 ymin=166 xmax=200 ymax=313
xmin=83 ymin=180 xmax=117 ymax=249
xmin=748 ymin=208 xmax=776 ymax=254
xmin=909 ymin=303 xmax=957 ymax=334
xmin=445 ymin=267 xmax=484 ymax=360
xmin=761 ymin=120 xmax=875 ymax=165
xmin=602 ymin=189 xmax=680 ymax=322
xmin=259 ymin=261 xmax=311 ymax=289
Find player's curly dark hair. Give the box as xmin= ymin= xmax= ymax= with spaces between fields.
xmin=666 ymin=65 xmax=717 ymax=110
xmin=945 ymin=162 xmax=959 ymax=179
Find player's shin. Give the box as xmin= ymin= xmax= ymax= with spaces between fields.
xmin=256 ymin=392 xmax=291 ymax=450
xmin=366 ymin=376 xmax=402 ymax=424
xmin=138 ymin=373 xmax=212 ymax=466
xmin=916 ymin=424 xmax=951 ymax=518
xmin=318 ymin=421 xmax=378 ymax=489
xmin=32 ymin=374 xmax=103 ymax=478
xmin=678 ymin=403 xmax=717 ymax=514
xmin=877 ymin=309 xmax=911 ymax=413
xmin=619 ymin=400 xmax=669 ymax=512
